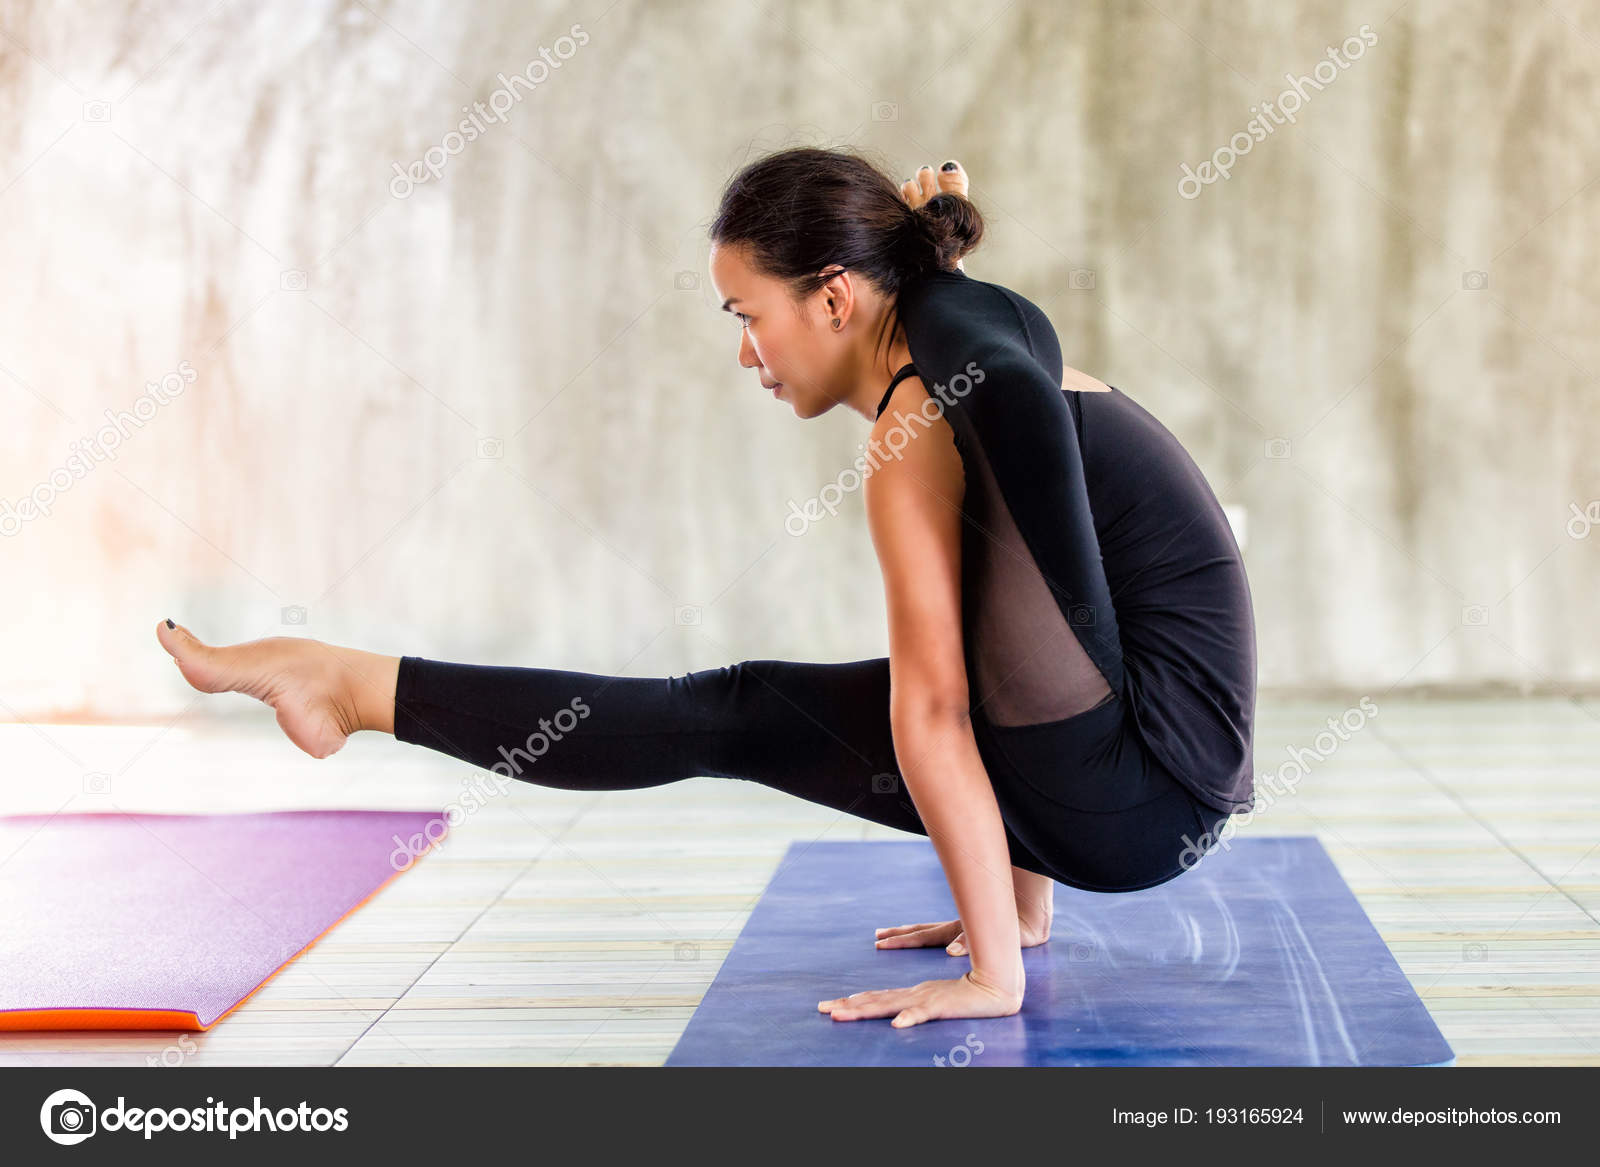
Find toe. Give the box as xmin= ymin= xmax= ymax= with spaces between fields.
xmin=937 ymin=159 xmax=968 ymax=198
xmin=916 ymin=164 xmax=938 ymax=201
xmin=900 ymin=176 xmax=920 ymax=207
xmin=156 ymin=619 xmax=199 ymax=659
xmin=156 ymin=620 xmax=233 ymax=695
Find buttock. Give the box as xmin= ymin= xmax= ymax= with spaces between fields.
xmin=974 ymin=694 xmax=1220 ymax=893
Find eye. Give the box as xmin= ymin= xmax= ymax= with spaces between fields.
xmin=732 ymin=312 xmax=750 ymax=328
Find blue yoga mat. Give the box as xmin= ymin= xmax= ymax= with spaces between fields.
xmin=666 ymin=836 xmax=1454 ymax=1067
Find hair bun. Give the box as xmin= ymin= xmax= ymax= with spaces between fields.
xmin=908 ymin=192 xmax=984 ymax=271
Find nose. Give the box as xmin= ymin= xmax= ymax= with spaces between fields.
xmin=738 ymin=326 xmax=758 ymax=370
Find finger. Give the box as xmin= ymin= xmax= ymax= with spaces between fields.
xmin=891 ymin=1008 xmax=928 ymax=1028
xmin=829 ymin=992 xmax=907 ymax=1022
xmin=946 ymin=931 xmax=968 ymax=957
xmin=881 ymin=923 xmax=960 ymax=949
xmin=817 ymin=989 xmax=875 ymax=1012
xmin=876 ymin=930 xmax=935 ymax=949
xmin=874 ymin=922 xmax=945 ymax=944
xmin=937 ymin=159 xmax=968 ymax=198
xmin=916 ymin=164 xmax=938 ymax=201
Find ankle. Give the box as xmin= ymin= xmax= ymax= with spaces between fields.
xmin=356 ymin=652 xmax=400 ymax=736
xmin=323 ymin=645 xmax=399 ymax=735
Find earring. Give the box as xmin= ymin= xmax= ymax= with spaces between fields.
xmin=831 ymin=317 xmax=841 ymax=329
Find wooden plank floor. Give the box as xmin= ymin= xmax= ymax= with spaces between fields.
xmin=2 ymin=694 xmax=1597 ymax=1066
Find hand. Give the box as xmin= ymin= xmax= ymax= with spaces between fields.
xmin=874 ymin=910 xmax=1052 ymax=956
xmin=818 ymin=968 xmax=1023 ymax=1028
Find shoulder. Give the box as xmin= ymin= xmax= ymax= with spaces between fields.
xmin=897 ymin=272 xmax=1058 ymax=393
xmin=864 ymin=373 xmax=963 ymax=506
xmin=896 ymin=268 xmax=998 ymax=322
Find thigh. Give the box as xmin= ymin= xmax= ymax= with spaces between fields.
xmin=723 ymin=658 xmax=1064 ymax=876
xmin=709 ymin=656 xmax=915 ymax=832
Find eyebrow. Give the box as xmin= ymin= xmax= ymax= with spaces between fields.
xmin=720 ymin=297 xmax=741 ymax=311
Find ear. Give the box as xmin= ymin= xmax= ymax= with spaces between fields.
xmin=816 ymin=264 xmax=854 ymax=323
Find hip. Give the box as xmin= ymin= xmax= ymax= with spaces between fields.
xmin=973 ymin=693 xmax=1229 ymax=892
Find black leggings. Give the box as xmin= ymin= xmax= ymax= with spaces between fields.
xmin=393 ymin=653 xmax=1231 ymax=893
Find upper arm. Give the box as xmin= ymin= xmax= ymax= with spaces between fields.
xmin=864 ymin=378 xmax=969 ymax=723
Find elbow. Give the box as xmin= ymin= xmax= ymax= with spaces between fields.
xmin=890 ymin=690 xmax=973 ymax=734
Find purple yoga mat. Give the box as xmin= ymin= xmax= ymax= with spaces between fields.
xmin=0 ymin=810 xmax=447 ymax=1030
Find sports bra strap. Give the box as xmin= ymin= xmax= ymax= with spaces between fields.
xmin=875 ymin=362 xmax=920 ymax=419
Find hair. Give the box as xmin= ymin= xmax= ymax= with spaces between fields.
xmin=708 ymin=146 xmax=983 ymax=353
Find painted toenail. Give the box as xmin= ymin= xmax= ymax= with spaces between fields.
xmin=166 ymin=618 xmax=175 ymax=629
xmin=918 ymin=164 xmax=932 ymax=172
xmin=941 ymin=160 xmax=959 ymax=171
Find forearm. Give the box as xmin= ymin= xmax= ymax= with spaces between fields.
xmin=891 ymin=708 xmax=1024 ymax=997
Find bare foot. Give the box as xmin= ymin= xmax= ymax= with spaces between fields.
xmin=900 ymin=158 xmax=969 ymax=210
xmin=155 ymin=620 xmax=397 ymax=758
xmin=900 ymin=159 xmax=971 ymax=272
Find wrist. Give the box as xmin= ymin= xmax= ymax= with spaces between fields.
xmin=1016 ymin=896 xmax=1053 ymax=934
xmin=965 ymin=962 xmax=1024 ymax=1002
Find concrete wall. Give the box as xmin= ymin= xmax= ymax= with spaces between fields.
xmin=1 ymin=0 xmax=1594 ymax=718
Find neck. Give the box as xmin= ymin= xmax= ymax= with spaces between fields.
xmin=853 ymin=317 xmax=914 ymax=421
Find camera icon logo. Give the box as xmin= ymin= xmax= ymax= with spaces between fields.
xmin=674 ymin=941 xmax=699 ymax=961
xmin=82 ymin=101 xmax=111 ymax=122
xmin=871 ymin=101 xmax=898 ymax=121
xmin=1461 ymin=270 xmax=1488 ymax=290
xmin=1067 ymin=604 xmax=1097 ymax=626
xmin=674 ymin=270 xmax=699 ymax=290
xmin=674 ymin=604 xmax=701 ymax=626
xmin=280 ymin=269 xmax=307 ymax=291
xmin=82 ymin=771 xmax=111 ymax=795
xmin=1068 ymin=268 xmax=1096 ymax=290
xmin=871 ymin=772 xmax=899 ymax=794
xmin=1460 ymin=604 xmax=1488 ymax=627
xmin=281 ymin=604 xmax=308 ymax=625
xmin=1264 ymin=437 xmax=1291 ymax=460
xmin=40 ymin=1089 xmax=97 ymax=1146
xmin=477 ymin=437 xmax=503 ymax=459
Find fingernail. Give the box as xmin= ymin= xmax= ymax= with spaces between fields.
xmin=941 ymin=160 xmax=959 ymax=171
xmin=165 ymin=619 xmax=175 ymax=629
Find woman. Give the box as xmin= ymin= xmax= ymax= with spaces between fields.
xmin=155 ymin=147 xmax=1256 ymax=1030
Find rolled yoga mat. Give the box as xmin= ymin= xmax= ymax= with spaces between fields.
xmin=665 ymin=836 xmax=1455 ymax=1067
xmin=0 ymin=810 xmax=447 ymax=1031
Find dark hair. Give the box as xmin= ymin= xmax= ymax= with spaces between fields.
xmin=708 ymin=146 xmax=983 ymax=347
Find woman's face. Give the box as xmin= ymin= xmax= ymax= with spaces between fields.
xmin=708 ymin=241 xmax=853 ymax=419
